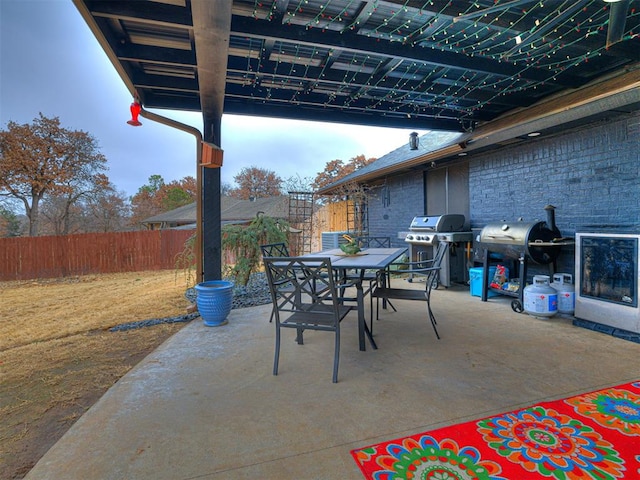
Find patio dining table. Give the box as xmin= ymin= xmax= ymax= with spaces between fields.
xmin=302 ymin=247 xmax=407 ymax=351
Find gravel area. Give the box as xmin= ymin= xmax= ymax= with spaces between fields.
xmin=230 ymin=272 xmax=272 ymax=309
xmin=110 ymin=272 xmax=271 ymax=332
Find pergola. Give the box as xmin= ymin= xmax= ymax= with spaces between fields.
xmin=73 ymin=0 xmax=639 ymax=280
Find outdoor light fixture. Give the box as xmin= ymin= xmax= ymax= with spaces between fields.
xmin=409 ymin=132 xmax=419 ymax=150
xmin=127 ymin=101 xmax=142 ymax=126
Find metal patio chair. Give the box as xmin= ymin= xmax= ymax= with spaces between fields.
xmin=372 ymin=241 xmax=449 ymax=339
xmin=260 ymin=243 xmax=290 ymax=322
xmin=354 ymin=236 xmax=392 ymax=249
xmin=259 ymin=242 xmax=290 ymax=258
xmin=263 ymin=256 xmax=355 ymax=383
xmin=352 ymin=236 xmax=397 ymax=332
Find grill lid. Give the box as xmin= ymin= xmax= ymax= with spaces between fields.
xmin=409 ymin=214 xmax=465 ymax=232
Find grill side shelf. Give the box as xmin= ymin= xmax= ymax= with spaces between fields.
xmin=528 ymin=240 xmax=575 ymax=247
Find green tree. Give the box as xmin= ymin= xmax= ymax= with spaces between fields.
xmin=130 ymin=175 xmax=196 ymax=227
xmin=138 ymin=174 xmax=164 ymax=196
xmin=159 ymin=177 xmax=196 ymax=211
xmin=0 ymin=114 xmax=109 ymax=236
xmin=0 ymin=206 xmax=21 ymax=237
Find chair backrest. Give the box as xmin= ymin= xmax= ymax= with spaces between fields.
xmin=423 ymin=242 xmax=449 ymax=290
xmin=260 ymin=242 xmax=290 ymax=258
xmin=263 ymin=256 xmax=342 ymax=322
xmin=432 ymin=241 xmax=448 ymax=267
xmin=355 ymin=236 xmax=391 ymax=248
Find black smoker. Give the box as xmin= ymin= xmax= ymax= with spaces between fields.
xmin=479 ymin=205 xmax=569 ymax=312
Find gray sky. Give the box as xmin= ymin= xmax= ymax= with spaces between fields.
xmin=0 ymin=1 xmax=420 ymax=196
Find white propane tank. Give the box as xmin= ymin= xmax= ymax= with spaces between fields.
xmin=524 ymin=275 xmax=558 ymax=318
xmin=551 ymin=273 xmax=575 ymax=315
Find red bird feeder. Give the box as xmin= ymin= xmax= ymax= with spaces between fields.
xmin=127 ymin=101 xmax=142 ymax=126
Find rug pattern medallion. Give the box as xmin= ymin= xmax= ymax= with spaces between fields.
xmin=351 ymin=381 xmax=640 ymax=480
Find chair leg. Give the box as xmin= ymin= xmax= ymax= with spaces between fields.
xmin=374 ymin=273 xmax=397 ymax=323
xmin=425 ymin=287 xmax=438 ymax=325
xmin=369 ymin=284 xmax=375 ymax=335
xmin=383 ymin=271 xmax=397 ymax=313
xmin=332 ymin=328 xmax=340 ymax=383
xmin=425 ymin=291 xmax=440 ymax=339
xmin=427 ymin=303 xmax=440 ymax=339
xmin=387 ymin=299 xmax=397 ymax=312
xmin=374 ymin=297 xmax=396 ymax=321
xmin=273 ymin=327 xmax=281 ymax=376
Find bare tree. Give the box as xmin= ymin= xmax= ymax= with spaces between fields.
xmin=39 ymin=172 xmax=112 ymax=235
xmin=39 ymin=182 xmax=130 ymax=234
xmin=83 ymin=188 xmax=131 ymax=232
xmin=221 ymin=181 xmax=233 ymax=196
xmin=282 ymin=174 xmax=314 ymax=194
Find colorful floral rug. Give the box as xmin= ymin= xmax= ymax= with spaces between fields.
xmin=351 ymin=380 xmax=640 ymax=479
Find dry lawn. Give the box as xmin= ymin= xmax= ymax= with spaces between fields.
xmin=0 ymin=271 xmax=193 ymax=479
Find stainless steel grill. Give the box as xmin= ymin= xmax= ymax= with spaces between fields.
xmin=401 ymin=214 xmax=472 ymax=287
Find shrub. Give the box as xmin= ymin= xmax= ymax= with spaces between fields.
xmin=222 ymin=214 xmax=289 ymax=286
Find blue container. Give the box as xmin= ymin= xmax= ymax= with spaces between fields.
xmin=469 ymin=267 xmax=499 ymax=298
xmin=195 ymin=280 xmax=234 ymax=326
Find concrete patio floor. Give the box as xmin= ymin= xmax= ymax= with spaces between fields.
xmin=25 ymin=279 xmax=639 ymax=479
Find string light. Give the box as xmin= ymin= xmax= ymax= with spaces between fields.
xmin=242 ymin=0 xmax=634 ymax=125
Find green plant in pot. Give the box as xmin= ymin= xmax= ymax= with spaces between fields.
xmin=340 ymin=234 xmax=361 ymax=255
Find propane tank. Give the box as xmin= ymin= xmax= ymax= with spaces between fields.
xmin=524 ymin=275 xmax=558 ymax=318
xmin=551 ymin=273 xmax=575 ymax=315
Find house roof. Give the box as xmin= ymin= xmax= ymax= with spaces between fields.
xmin=142 ymin=203 xmax=196 ymax=225
xmin=317 ymin=130 xmax=465 ymax=192
xmin=73 ymin=0 xmax=639 ymax=134
xmin=142 ymin=196 xmax=290 ymax=226
xmin=222 ymin=196 xmax=291 ymax=221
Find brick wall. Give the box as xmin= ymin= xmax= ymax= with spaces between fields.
xmin=468 ymin=112 xmax=639 ymax=234
xmin=469 ymin=111 xmax=639 ymax=275
xmin=367 ymin=174 xmax=425 ymax=247
xmin=366 ymin=111 xmax=639 ymax=279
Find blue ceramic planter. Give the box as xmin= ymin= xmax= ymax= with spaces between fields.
xmin=195 ymin=280 xmax=234 ymax=327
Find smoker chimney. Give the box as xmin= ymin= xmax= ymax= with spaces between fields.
xmin=409 ymin=132 xmax=419 ymax=150
xmin=544 ymin=204 xmax=558 ymax=234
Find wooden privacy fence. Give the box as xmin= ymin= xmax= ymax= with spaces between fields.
xmin=311 ymin=201 xmax=349 ymax=250
xmin=0 ymin=230 xmax=195 ymax=281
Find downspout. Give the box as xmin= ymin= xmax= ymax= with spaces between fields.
xmin=445 ymin=167 xmax=449 ymax=213
xmin=139 ymin=107 xmax=204 ymax=283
